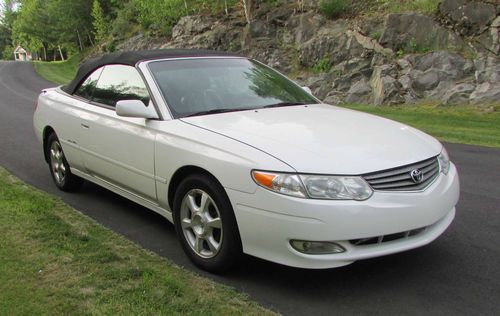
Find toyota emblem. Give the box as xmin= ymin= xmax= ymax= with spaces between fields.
xmin=410 ymin=169 xmax=424 ymax=183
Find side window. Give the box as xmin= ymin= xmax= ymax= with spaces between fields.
xmin=73 ymin=67 xmax=103 ymax=100
xmin=91 ymin=65 xmax=150 ymax=107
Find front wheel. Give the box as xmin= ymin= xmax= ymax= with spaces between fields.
xmin=46 ymin=133 xmax=83 ymax=192
xmin=173 ymin=174 xmax=242 ymax=273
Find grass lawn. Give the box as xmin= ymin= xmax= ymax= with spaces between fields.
xmin=342 ymin=104 xmax=500 ymax=148
xmin=32 ymin=53 xmax=80 ymax=85
xmin=0 ymin=167 xmax=274 ymax=315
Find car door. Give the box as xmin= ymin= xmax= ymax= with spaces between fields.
xmin=45 ymin=67 xmax=105 ymax=172
xmin=78 ymin=65 xmax=158 ymax=201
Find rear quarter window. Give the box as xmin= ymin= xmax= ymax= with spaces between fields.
xmin=73 ymin=67 xmax=103 ymax=100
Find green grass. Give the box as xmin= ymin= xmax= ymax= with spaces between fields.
xmin=0 ymin=167 xmax=275 ymax=315
xmin=32 ymin=53 xmax=80 ymax=85
xmin=311 ymin=56 xmax=332 ymax=74
xmin=342 ymin=104 xmax=500 ymax=148
xmin=388 ymin=0 xmax=440 ymax=14
xmin=346 ymin=0 xmax=441 ymax=17
xmin=319 ymin=0 xmax=352 ymax=18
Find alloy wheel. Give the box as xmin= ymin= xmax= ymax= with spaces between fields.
xmin=50 ymin=140 xmax=66 ymax=185
xmin=180 ymin=189 xmax=223 ymax=258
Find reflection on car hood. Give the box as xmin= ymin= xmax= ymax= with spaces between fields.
xmin=181 ymin=104 xmax=442 ymax=174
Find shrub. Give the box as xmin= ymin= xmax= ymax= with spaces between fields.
xmin=2 ymin=46 xmax=14 ymax=60
xmin=319 ymin=0 xmax=352 ymax=19
xmin=312 ymin=56 xmax=331 ymax=74
xmin=370 ymin=30 xmax=382 ymax=41
xmin=133 ymin=0 xmax=238 ymax=36
xmin=92 ymin=0 xmax=108 ymax=43
xmin=111 ymin=1 xmax=139 ymax=39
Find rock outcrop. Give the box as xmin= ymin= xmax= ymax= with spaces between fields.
xmin=116 ymin=0 xmax=499 ymax=106
xmin=438 ymin=0 xmax=498 ymax=36
xmin=379 ymin=13 xmax=466 ymax=53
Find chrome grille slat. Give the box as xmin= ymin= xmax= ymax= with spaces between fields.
xmin=363 ymin=157 xmax=436 ymax=180
xmin=363 ymin=156 xmax=439 ymax=192
xmin=368 ymin=165 xmax=438 ymax=187
xmin=421 ymin=164 xmax=439 ymax=174
xmin=372 ymin=180 xmax=420 ymax=190
xmin=372 ymin=174 xmax=439 ymax=191
xmin=368 ymin=172 xmax=413 ymax=185
xmin=373 ymin=168 xmax=439 ymax=190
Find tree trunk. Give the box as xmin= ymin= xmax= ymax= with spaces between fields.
xmin=241 ymin=0 xmax=252 ymax=25
xmin=224 ymin=0 xmax=228 ymax=15
xmin=76 ymin=29 xmax=83 ymax=51
xmin=87 ymin=32 xmax=95 ymax=47
xmin=42 ymin=45 xmax=47 ymax=61
xmin=58 ymin=45 xmax=65 ymax=61
xmin=297 ymin=0 xmax=304 ymax=12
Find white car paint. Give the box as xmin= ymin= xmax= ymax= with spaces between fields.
xmin=181 ymin=104 xmax=443 ymax=174
xmin=33 ymin=57 xmax=459 ymax=269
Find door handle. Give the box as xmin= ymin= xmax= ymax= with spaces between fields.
xmin=81 ymin=123 xmax=90 ymax=129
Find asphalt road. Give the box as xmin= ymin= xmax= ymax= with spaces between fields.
xmin=1 ymin=60 xmax=499 ymax=315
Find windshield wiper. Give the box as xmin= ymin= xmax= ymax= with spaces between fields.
xmin=183 ymin=102 xmax=307 ymax=117
xmin=262 ymin=102 xmax=307 ymax=109
xmin=183 ymin=107 xmax=255 ymax=118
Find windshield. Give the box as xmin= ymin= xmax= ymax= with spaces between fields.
xmin=148 ymin=58 xmax=318 ymax=118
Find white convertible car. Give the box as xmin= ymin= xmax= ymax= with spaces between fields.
xmin=34 ymin=50 xmax=460 ymax=273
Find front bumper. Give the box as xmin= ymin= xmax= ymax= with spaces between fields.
xmin=227 ymin=163 xmax=459 ymax=269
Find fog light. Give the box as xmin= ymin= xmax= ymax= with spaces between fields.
xmin=290 ymin=240 xmax=345 ymax=255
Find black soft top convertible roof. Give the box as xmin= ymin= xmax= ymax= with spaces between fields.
xmin=62 ymin=49 xmax=240 ymax=95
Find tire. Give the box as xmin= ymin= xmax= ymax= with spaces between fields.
xmin=173 ymin=174 xmax=242 ymax=273
xmin=46 ymin=133 xmax=83 ymax=192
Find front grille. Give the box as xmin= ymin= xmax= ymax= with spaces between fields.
xmin=349 ymin=227 xmax=427 ymax=246
xmin=363 ymin=156 xmax=439 ymax=191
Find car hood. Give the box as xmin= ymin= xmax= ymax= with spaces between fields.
xmin=181 ymin=104 xmax=442 ymax=174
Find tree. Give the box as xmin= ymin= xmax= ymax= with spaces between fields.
xmin=297 ymin=0 xmax=305 ymax=12
xmin=241 ymin=0 xmax=252 ymax=25
xmin=11 ymin=0 xmax=50 ymax=58
xmin=0 ymin=0 xmax=17 ymax=59
xmin=47 ymin=0 xmax=93 ymax=52
xmin=92 ymin=0 xmax=108 ymax=43
xmin=0 ymin=24 xmax=12 ymax=59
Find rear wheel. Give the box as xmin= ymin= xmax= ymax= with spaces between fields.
xmin=46 ymin=133 xmax=83 ymax=191
xmin=173 ymin=174 xmax=242 ymax=273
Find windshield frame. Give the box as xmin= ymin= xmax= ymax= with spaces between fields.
xmin=144 ymin=56 xmax=321 ymax=119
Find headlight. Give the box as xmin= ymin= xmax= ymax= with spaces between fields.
xmin=252 ymin=171 xmax=307 ymax=198
xmin=300 ymin=175 xmax=373 ymax=200
xmin=252 ymin=171 xmax=373 ymax=201
xmin=438 ymin=147 xmax=450 ymax=175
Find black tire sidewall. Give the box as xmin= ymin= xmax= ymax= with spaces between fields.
xmin=46 ymin=133 xmax=81 ymax=191
xmin=173 ymin=174 xmax=242 ymax=273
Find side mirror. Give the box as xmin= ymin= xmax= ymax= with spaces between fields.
xmin=302 ymin=86 xmax=313 ymax=95
xmin=116 ymin=100 xmax=158 ymax=119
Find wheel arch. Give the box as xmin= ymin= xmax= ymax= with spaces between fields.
xmin=42 ymin=126 xmax=56 ymax=163
xmin=167 ymin=165 xmax=223 ymax=211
